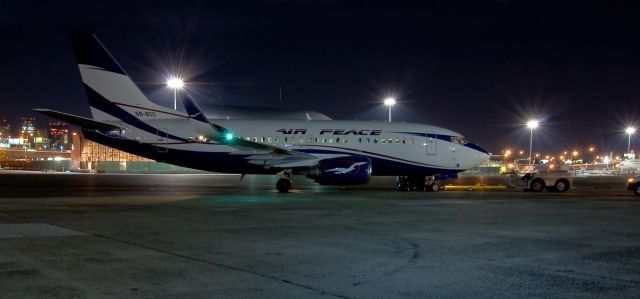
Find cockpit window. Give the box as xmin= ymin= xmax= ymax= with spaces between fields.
xmin=451 ymin=136 xmax=466 ymax=145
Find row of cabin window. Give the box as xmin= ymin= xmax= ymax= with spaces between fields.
xmin=240 ymin=136 xmax=415 ymax=145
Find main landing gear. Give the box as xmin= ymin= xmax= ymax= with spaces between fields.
xmin=276 ymin=170 xmax=292 ymax=193
xmin=396 ymin=175 xmax=442 ymax=192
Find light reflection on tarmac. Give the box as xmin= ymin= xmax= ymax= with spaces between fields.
xmin=0 ymin=171 xmax=639 ymax=298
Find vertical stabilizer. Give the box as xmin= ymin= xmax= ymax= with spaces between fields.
xmin=70 ymin=32 xmax=182 ymax=121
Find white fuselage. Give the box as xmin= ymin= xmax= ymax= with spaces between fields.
xmin=97 ymin=115 xmax=489 ymax=175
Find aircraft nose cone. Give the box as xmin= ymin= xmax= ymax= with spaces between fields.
xmin=465 ymin=143 xmax=490 ymax=155
xmin=464 ymin=143 xmax=491 ymax=167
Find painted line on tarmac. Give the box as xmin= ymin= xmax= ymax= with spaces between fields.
xmin=45 ymin=223 xmax=350 ymax=299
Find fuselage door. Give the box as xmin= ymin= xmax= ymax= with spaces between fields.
xmin=426 ymin=131 xmax=437 ymax=155
xmin=157 ymin=128 xmax=168 ymax=153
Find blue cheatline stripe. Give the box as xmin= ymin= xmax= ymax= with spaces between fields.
xmin=392 ymin=131 xmax=489 ymax=154
xmin=392 ymin=131 xmax=451 ymax=142
xmin=83 ymin=84 xmax=187 ymax=142
xmin=463 ymin=143 xmax=490 ymax=154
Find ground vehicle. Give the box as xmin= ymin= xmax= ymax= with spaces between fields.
xmin=628 ymin=176 xmax=640 ymax=196
xmin=508 ymin=169 xmax=573 ymax=192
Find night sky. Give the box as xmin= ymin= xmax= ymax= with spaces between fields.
xmin=1 ymin=0 xmax=639 ymax=155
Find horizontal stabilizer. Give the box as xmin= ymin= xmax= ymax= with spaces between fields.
xmin=33 ymin=109 xmax=123 ymax=131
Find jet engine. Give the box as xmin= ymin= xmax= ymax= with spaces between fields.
xmin=307 ymin=156 xmax=372 ymax=185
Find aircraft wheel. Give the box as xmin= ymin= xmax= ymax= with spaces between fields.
xmin=276 ymin=178 xmax=292 ymax=193
xmin=530 ymin=179 xmax=545 ymax=192
xmin=430 ymin=183 xmax=441 ymax=192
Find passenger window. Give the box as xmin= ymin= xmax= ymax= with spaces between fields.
xmin=267 ymin=137 xmax=273 ymax=143
xmin=373 ymin=138 xmax=378 ymax=144
xmin=394 ymin=139 xmax=399 ymax=144
xmin=275 ymin=137 xmax=281 ymax=143
xmin=381 ymin=139 xmax=386 ymax=144
xmin=328 ymin=137 xmax=334 ymax=143
xmin=307 ymin=136 xmax=314 ymax=143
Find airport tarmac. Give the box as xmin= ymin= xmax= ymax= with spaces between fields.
xmin=1 ymin=171 xmax=639 ymax=298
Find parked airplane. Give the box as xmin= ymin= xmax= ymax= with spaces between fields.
xmin=35 ymin=32 xmax=490 ymax=192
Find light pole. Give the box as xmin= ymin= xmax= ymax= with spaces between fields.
xmin=526 ymin=120 xmax=539 ymax=165
xmin=166 ymin=77 xmax=185 ymax=110
xmin=384 ymin=97 xmax=396 ymax=122
xmin=626 ymin=127 xmax=636 ymax=153
xmin=504 ymin=149 xmax=511 ymax=165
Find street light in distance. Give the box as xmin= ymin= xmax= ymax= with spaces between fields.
xmin=384 ymin=97 xmax=396 ymax=122
xmin=526 ymin=119 xmax=540 ymax=165
xmin=166 ymin=77 xmax=185 ymax=110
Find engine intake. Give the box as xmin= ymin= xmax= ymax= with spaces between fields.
xmin=307 ymin=156 xmax=372 ymax=185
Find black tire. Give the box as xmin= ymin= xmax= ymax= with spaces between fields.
xmin=554 ymin=179 xmax=570 ymax=192
xmin=530 ymin=179 xmax=545 ymax=192
xmin=276 ymin=178 xmax=291 ymax=193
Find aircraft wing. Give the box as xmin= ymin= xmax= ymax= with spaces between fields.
xmin=180 ymin=94 xmax=319 ymax=167
xmin=33 ymin=108 xmax=123 ymax=131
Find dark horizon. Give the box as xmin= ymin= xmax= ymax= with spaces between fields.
xmin=1 ymin=0 xmax=639 ymax=156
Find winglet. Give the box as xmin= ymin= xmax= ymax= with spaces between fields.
xmin=181 ymin=93 xmax=229 ymax=135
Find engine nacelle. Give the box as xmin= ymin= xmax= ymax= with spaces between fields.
xmin=307 ymin=156 xmax=372 ymax=185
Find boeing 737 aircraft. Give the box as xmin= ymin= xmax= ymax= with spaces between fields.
xmin=35 ymin=32 xmax=490 ymax=192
